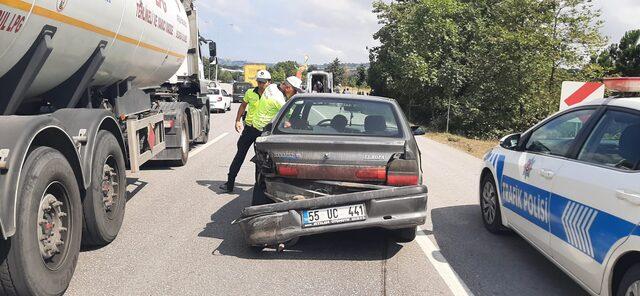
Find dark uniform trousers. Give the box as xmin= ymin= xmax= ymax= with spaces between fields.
xmin=227 ymin=125 xmax=262 ymax=185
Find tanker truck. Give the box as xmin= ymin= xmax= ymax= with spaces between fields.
xmin=0 ymin=0 xmax=211 ymax=294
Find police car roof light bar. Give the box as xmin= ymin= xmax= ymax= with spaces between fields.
xmin=603 ymin=77 xmax=640 ymax=93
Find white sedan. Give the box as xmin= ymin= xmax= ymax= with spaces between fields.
xmin=480 ymin=77 xmax=640 ymax=296
xmin=208 ymin=87 xmax=232 ymax=113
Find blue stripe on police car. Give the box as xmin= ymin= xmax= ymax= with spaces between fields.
xmin=500 ymin=175 xmax=637 ymax=264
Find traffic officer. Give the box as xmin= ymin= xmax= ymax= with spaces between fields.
xmin=251 ymin=76 xmax=303 ymax=131
xmin=219 ymin=70 xmax=271 ymax=193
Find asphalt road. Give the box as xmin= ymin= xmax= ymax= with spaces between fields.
xmin=66 ymin=103 xmax=589 ymax=296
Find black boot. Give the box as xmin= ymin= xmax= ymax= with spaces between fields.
xmin=218 ymin=181 xmax=234 ymax=193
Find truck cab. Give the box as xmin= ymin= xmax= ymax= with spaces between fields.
xmin=307 ymin=71 xmax=334 ymax=93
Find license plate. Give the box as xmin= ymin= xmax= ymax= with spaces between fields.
xmin=302 ymin=204 xmax=367 ymax=227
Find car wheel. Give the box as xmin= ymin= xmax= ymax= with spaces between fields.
xmin=480 ymin=174 xmax=509 ymax=234
xmin=82 ymin=131 xmax=126 ymax=246
xmin=226 ymin=103 xmax=231 ymax=111
xmin=0 ymin=147 xmax=82 ymax=296
xmin=393 ymin=226 xmax=417 ymax=243
xmin=617 ymin=263 xmax=640 ymax=296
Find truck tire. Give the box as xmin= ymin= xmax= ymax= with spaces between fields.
xmin=480 ymin=174 xmax=509 ymax=234
xmin=81 ymin=131 xmax=126 ymax=246
xmin=617 ymin=263 xmax=640 ymax=296
xmin=0 ymin=147 xmax=82 ymax=296
xmin=173 ymin=115 xmax=190 ymax=166
xmin=393 ymin=227 xmax=417 ymax=243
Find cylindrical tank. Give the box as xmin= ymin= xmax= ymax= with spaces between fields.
xmin=0 ymin=0 xmax=190 ymax=98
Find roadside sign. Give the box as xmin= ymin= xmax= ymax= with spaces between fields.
xmin=560 ymin=81 xmax=605 ymax=110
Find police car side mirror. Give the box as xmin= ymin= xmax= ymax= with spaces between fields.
xmin=500 ymin=133 xmax=521 ymax=150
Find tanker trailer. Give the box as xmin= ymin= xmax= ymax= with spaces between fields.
xmin=0 ymin=0 xmax=211 ymax=294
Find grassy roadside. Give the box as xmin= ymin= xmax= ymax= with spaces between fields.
xmin=425 ymin=132 xmax=497 ymax=159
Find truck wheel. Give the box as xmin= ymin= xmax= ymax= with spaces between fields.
xmin=82 ymin=131 xmax=126 ymax=246
xmin=617 ymin=263 xmax=640 ymax=296
xmin=480 ymin=174 xmax=509 ymax=234
xmin=0 ymin=147 xmax=82 ymax=296
xmin=393 ymin=227 xmax=417 ymax=243
xmin=173 ymin=116 xmax=190 ymax=166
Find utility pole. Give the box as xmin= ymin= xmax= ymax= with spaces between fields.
xmin=446 ymin=97 xmax=451 ymax=134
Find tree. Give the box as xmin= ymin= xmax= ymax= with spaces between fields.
xmin=268 ymin=61 xmax=299 ymax=82
xmin=326 ymin=58 xmax=346 ymax=86
xmin=307 ymin=65 xmax=319 ymax=73
xmin=369 ymin=0 xmax=604 ymax=138
xmin=594 ymin=29 xmax=640 ymax=77
xmin=356 ymin=65 xmax=367 ymax=87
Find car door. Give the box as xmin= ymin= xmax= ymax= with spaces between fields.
xmin=498 ymin=108 xmax=597 ymax=255
xmin=548 ymin=108 xmax=640 ymax=293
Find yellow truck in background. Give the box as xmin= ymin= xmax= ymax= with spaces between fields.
xmin=243 ymin=63 xmax=268 ymax=87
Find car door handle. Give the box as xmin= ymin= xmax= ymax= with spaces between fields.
xmin=539 ymin=169 xmax=555 ymax=179
xmin=616 ymin=190 xmax=640 ymax=206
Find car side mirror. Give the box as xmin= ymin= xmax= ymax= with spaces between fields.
xmin=411 ymin=125 xmax=426 ymax=136
xmin=500 ymin=133 xmax=521 ymax=150
xmin=209 ymin=42 xmax=217 ymax=58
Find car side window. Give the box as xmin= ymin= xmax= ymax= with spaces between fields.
xmin=577 ymin=110 xmax=640 ymax=170
xmin=222 ymin=90 xmax=228 ymax=96
xmin=525 ymin=109 xmax=595 ymax=157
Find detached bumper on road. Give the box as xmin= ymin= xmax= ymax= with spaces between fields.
xmin=234 ymin=185 xmax=428 ymax=246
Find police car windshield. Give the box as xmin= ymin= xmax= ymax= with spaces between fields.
xmin=275 ymin=98 xmax=402 ymax=137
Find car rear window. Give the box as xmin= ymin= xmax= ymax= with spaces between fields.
xmin=210 ymin=89 xmax=220 ymax=95
xmin=275 ymin=98 xmax=402 ymax=137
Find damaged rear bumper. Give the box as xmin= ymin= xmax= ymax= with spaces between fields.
xmin=234 ymin=185 xmax=428 ymax=246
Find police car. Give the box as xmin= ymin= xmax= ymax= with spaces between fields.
xmin=480 ymin=78 xmax=640 ymax=296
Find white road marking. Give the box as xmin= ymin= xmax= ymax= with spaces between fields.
xmin=416 ymin=229 xmax=474 ymax=296
xmin=189 ymin=133 xmax=229 ymax=157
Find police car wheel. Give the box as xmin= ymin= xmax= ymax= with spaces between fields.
xmin=617 ymin=263 xmax=640 ymax=296
xmin=480 ymin=175 xmax=508 ymax=234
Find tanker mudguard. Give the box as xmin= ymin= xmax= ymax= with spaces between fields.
xmin=0 ymin=109 xmax=124 ymax=238
xmin=51 ymin=109 xmax=126 ymax=188
xmin=0 ymin=115 xmax=80 ymax=238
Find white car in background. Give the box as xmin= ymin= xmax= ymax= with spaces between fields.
xmin=480 ymin=77 xmax=640 ymax=296
xmin=208 ymin=87 xmax=232 ymax=113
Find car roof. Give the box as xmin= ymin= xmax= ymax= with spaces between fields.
xmin=606 ymin=97 xmax=640 ymax=110
xmin=293 ymin=93 xmax=397 ymax=104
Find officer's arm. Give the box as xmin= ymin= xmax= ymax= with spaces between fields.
xmin=235 ymin=101 xmax=248 ymax=123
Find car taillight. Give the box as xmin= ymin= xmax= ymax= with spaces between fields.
xmin=217 ymin=97 xmax=223 ymax=102
xmin=355 ymin=167 xmax=386 ymax=181
xmin=386 ymin=159 xmax=420 ymax=186
xmin=277 ymin=165 xmax=298 ymax=177
xmin=387 ymin=173 xmax=419 ymax=186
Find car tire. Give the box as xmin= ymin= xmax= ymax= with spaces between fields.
xmin=480 ymin=174 xmax=509 ymax=234
xmin=82 ymin=131 xmax=127 ymax=246
xmin=393 ymin=227 xmax=417 ymax=243
xmin=226 ymin=104 xmax=231 ymax=111
xmin=0 ymin=147 xmax=82 ymax=296
xmin=617 ymin=263 xmax=640 ymax=296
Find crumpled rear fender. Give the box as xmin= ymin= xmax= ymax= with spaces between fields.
xmin=235 ymin=185 xmax=428 ymax=246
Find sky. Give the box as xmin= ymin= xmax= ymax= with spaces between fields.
xmin=196 ymin=0 xmax=640 ymax=65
